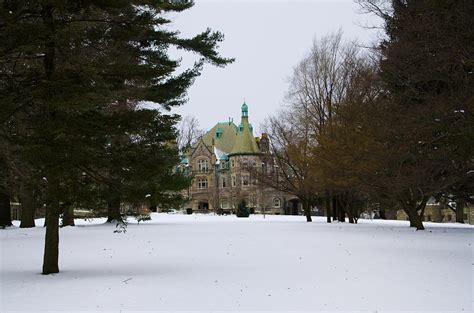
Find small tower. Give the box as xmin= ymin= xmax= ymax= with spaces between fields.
xmin=241 ymin=102 xmax=249 ymax=118
xmin=229 ymin=102 xmax=260 ymax=156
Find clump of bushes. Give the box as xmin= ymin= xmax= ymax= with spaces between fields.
xmin=236 ymin=200 xmax=250 ymax=218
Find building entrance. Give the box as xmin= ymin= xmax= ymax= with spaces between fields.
xmin=198 ymin=201 xmax=209 ymax=213
xmin=287 ymin=199 xmax=300 ymax=215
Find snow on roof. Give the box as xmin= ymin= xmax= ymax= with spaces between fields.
xmin=213 ymin=146 xmax=228 ymax=164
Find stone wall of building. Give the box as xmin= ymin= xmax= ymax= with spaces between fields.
xmin=396 ymin=204 xmax=474 ymax=224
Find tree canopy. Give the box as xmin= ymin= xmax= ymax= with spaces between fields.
xmin=0 ymin=0 xmax=232 ymax=273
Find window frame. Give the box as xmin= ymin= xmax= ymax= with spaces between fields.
xmin=273 ymin=198 xmax=281 ymax=208
xmin=197 ymin=177 xmax=209 ymax=189
xmin=197 ymin=159 xmax=209 ymax=173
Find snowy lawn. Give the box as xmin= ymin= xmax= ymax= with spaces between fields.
xmin=1 ymin=213 xmax=473 ymax=312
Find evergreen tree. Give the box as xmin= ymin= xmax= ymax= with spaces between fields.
xmin=355 ymin=0 xmax=474 ymax=229
xmin=0 ymin=0 xmax=232 ymax=274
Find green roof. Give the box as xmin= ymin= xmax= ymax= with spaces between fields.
xmin=193 ymin=103 xmax=260 ymax=156
xmin=200 ymin=122 xmax=239 ymax=153
xmin=229 ymin=119 xmax=259 ymax=155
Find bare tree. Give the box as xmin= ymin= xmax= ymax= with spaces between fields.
xmin=280 ymin=31 xmax=369 ymax=222
xmin=259 ymin=108 xmax=317 ymax=222
xmin=355 ymin=0 xmax=392 ymax=21
xmin=176 ymin=116 xmax=204 ymax=153
xmin=286 ymin=30 xmax=364 ymax=140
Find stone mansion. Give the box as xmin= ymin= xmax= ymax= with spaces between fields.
xmin=181 ymin=103 xmax=301 ymax=215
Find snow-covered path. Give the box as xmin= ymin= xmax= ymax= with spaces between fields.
xmin=1 ymin=214 xmax=473 ymax=312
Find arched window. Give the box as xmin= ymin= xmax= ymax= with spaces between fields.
xmin=273 ymin=198 xmax=281 ymax=208
xmin=197 ymin=177 xmax=208 ymax=189
xmin=197 ymin=159 xmax=209 ymax=173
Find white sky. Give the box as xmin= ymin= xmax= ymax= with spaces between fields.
xmin=168 ymin=0 xmax=383 ymax=133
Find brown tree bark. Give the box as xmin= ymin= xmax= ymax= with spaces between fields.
xmin=302 ymin=199 xmax=312 ymax=222
xmin=337 ymin=194 xmax=346 ymax=222
xmin=338 ymin=207 xmax=346 ymax=222
xmin=379 ymin=209 xmax=386 ymax=220
xmin=332 ymin=196 xmax=338 ymax=222
xmin=0 ymin=190 xmax=13 ymax=227
xmin=42 ymin=204 xmax=60 ymax=274
xmin=106 ymin=197 xmax=122 ymax=223
xmin=455 ymin=200 xmax=465 ymax=224
xmin=405 ymin=208 xmax=425 ymax=230
xmin=347 ymin=209 xmax=355 ymax=224
xmin=19 ymin=190 xmax=36 ymax=228
xmin=325 ymin=193 xmax=331 ymax=223
xmin=61 ymin=206 xmax=75 ymax=227
xmin=404 ymin=201 xmax=426 ymax=230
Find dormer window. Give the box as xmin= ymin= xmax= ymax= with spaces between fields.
xmin=216 ymin=128 xmax=223 ymax=138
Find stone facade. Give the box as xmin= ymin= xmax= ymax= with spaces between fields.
xmin=181 ymin=103 xmax=299 ymax=214
xmin=396 ymin=203 xmax=474 ymax=224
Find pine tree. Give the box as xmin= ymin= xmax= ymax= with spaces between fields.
xmin=0 ymin=1 xmax=232 ymax=274
xmin=355 ymin=0 xmax=474 ymax=230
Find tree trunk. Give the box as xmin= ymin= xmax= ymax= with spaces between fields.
xmin=42 ymin=204 xmax=60 ymax=274
xmin=107 ymin=197 xmax=122 ymax=223
xmin=332 ymin=196 xmax=338 ymax=222
xmin=347 ymin=209 xmax=354 ymax=224
xmin=455 ymin=200 xmax=465 ymax=224
xmin=325 ymin=193 xmax=331 ymax=223
xmin=402 ymin=196 xmax=427 ymax=231
xmin=19 ymin=190 xmax=36 ymax=228
xmin=302 ymin=199 xmax=312 ymax=222
xmin=404 ymin=207 xmax=425 ymax=230
xmin=0 ymin=190 xmax=13 ymax=227
xmin=379 ymin=209 xmax=386 ymax=220
xmin=338 ymin=207 xmax=346 ymax=222
xmin=62 ymin=206 xmax=75 ymax=227
xmin=337 ymin=195 xmax=345 ymax=222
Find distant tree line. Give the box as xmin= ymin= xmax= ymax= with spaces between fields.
xmin=0 ymin=0 xmax=232 ymax=274
xmin=260 ymin=0 xmax=473 ymax=230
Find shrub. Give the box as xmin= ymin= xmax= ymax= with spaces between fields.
xmin=236 ymin=200 xmax=250 ymax=218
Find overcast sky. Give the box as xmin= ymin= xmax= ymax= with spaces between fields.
xmin=168 ymin=0 xmax=383 ymax=133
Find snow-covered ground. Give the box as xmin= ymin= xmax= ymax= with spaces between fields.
xmin=1 ymin=214 xmax=473 ymax=312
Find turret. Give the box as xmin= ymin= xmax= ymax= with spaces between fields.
xmin=241 ymin=102 xmax=248 ymax=118
xmin=229 ymin=102 xmax=260 ymax=156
